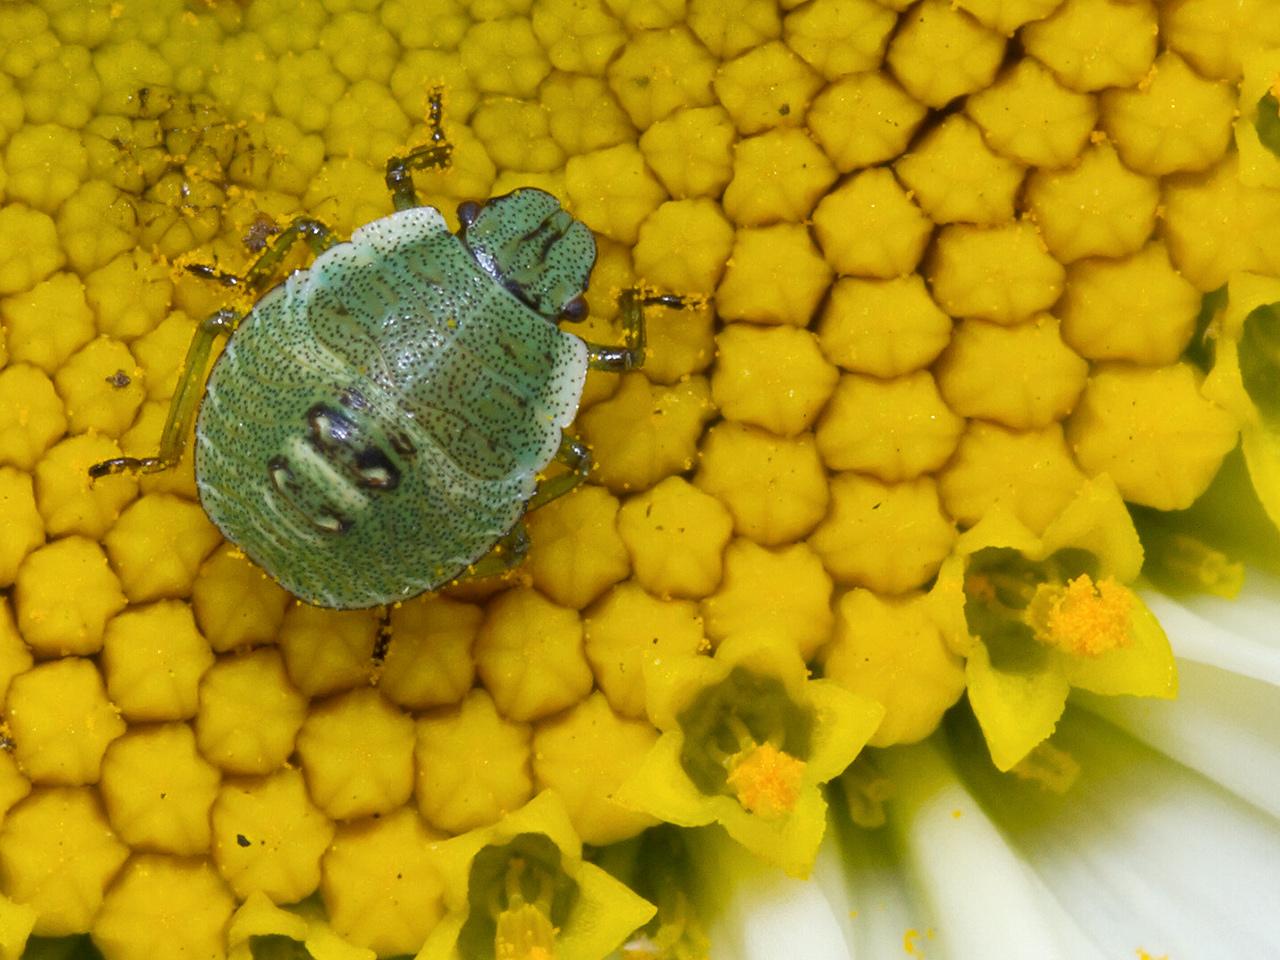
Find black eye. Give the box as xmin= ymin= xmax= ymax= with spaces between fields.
xmin=457 ymin=200 xmax=481 ymax=227
xmin=560 ymin=295 xmax=588 ymax=322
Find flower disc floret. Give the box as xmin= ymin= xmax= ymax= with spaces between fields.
xmin=952 ymin=477 xmax=1176 ymax=770
xmin=420 ymin=791 xmax=654 ymax=960
xmin=295 ymin=687 xmax=416 ymax=821
xmin=1021 ymin=0 xmax=1158 ymax=92
xmin=605 ymin=27 xmax=717 ymax=130
xmin=413 ymin=688 xmax=533 ymax=835
xmin=211 ymin=767 xmax=335 ymax=904
xmin=101 ymin=600 xmax=213 ymax=722
xmin=886 ymin=0 xmax=1007 ymax=108
xmin=614 ymin=638 xmax=883 ymax=877
xmin=0 ymin=788 xmax=128 ymax=937
xmin=694 ymin=422 xmax=830 ymax=547
xmin=716 ymin=223 xmax=833 ymax=326
xmin=0 ymin=470 xmax=43 ymax=589
xmin=474 ymin=586 xmax=593 ymax=722
xmin=818 ymin=275 xmax=952 ymax=378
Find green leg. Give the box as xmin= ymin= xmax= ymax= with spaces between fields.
xmin=449 ymin=436 xmax=589 ymax=582
xmin=526 ymin=435 xmax=592 ymax=511
xmin=457 ymin=523 xmax=530 ymax=581
xmin=185 ymin=216 xmax=339 ymax=295
xmin=584 ymin=288 xmax=703 ymax=373
xmin=89 ymin=307 xmax=239 ymax=477
xmin=385 ymin=87 xmax=453 ymax=211
xmin=89 ymin=218 xmax=338 ymax=480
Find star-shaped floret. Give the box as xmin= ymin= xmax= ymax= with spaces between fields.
xmin=613 ymin=637 xmax=884 ymax=878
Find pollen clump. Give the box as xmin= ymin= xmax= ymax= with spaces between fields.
xmin=724 ymin=741 xmax=805 ymax=819
xmin=1028 ymin=574 xmax=1133 ymax=658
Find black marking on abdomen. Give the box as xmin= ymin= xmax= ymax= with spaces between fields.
xmin=354 ymin=445 xmax=400 ymax=490
xmin=305 ymin=402 xmax=403 ymax=491
xmin=308 ymin=403 xmax=356 ymax=447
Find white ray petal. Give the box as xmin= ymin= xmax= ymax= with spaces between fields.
xmin=950 ymin=709 xmax=1280 ymax=958
xmin=878 ymin=741 xmax=1108 ymax=960
xmin=1075 ymin=657 xmax=1280 ymax=820
xmin=689 ymin=827 xmax=850 ymax=960
xmin=811 ymin=811 xmax=928 ymax=959
xmin=1141 ymin=584 xmax=1280 ymax=686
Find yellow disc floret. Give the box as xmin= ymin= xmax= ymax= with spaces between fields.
xmin=414 ymin=689 xmax=533 ymax=834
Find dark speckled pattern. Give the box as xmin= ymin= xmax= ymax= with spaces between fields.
xmin=194 ymin=192 xmax=594 ymax=608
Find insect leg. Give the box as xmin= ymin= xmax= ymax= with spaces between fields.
xmin=584 ymin=287 xmax=705 ymax=372
xmin=525 ymin=435 xmax=593 ymax=512
xmin=456 ymin=522 xmax=530 ymax=581
xmin=88 ymin=308 xmax=241 ymax=479
xmin=385 ymin=87 xmax=453 ymax=211
xmin=185 ymin=217 xmax=339 ymax=296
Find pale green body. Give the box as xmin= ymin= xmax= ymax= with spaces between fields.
xmin=195 ymin=201 xmax=592 ymax=608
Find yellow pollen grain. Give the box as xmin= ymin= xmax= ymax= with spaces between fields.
xmin=724 ymin=741 xmax=806 ymax=819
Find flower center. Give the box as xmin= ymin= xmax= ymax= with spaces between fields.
xmin=725 ymin=740 xmax=807 ymax=819
xmin=1027 ymin=574 xmax=1133 ymax=657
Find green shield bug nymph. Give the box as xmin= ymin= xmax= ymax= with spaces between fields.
xmin=90 ymin=91 xmax=697 ymax=609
